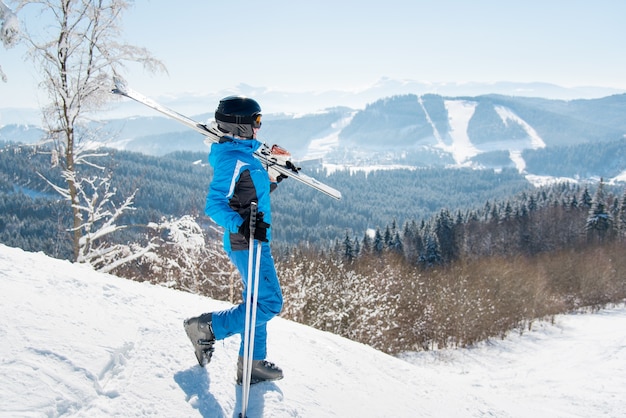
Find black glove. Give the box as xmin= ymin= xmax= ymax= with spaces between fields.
xmin=285 ymin=160 xmax=301 ymax=174
xmin=273 ymin=161 xmax=299 ymax=184
xmin=238 ymin=211 xmax=270 ymax=242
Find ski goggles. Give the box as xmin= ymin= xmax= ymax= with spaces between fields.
xmin=215 ymin=112 xmax=262 ymax=128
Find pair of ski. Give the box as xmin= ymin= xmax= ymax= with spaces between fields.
xmin=111 ymin=78 xmax=341 ymax=201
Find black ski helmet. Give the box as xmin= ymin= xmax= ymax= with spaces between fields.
xmin=214 ymin=96 xmax=262 ymax=139
xmin=215 ymin=96 xmax=261 ymax=125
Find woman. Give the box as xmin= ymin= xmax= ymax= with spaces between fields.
xmin=184 ymin=96 xmax=284 ymax=385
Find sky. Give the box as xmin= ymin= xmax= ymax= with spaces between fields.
xmin=1 ymin=243 xmax=625 ymax=417
xmin=1 ymin=0 xmax=626 ymax=110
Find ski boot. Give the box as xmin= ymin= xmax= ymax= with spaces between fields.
xmin=183 ymin=313 xmax=215 ymax=367
xmin=237 ymin=356 xmax=284 ymax=385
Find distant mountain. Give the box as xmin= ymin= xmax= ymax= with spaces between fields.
xmin=3 ymin=89 xmax=626 ymax=185
xmin=3 ymin=78 xmax=625 ymax=124
xmin=125 ymin=79 xmax=626 ymax=117
xmin=336 ymin=93 xmax=626 ymax=159
xmin=0 ymin=123 xmax=45 ymax=144
xmin=331 ymin=93 xmax=626 ymax=183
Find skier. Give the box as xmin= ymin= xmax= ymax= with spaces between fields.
xmin=184 ymin=96 xmax=284 ymax=385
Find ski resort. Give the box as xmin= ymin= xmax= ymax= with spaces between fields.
xmin=2 ymin=1 xmax=626 ymax=417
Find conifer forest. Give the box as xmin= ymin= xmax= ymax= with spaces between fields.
xmin=1 ymin=142 xmax=625 ymax=354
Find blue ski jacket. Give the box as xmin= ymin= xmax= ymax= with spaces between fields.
xmin=205 ymin=137 xmax=273 ymax=251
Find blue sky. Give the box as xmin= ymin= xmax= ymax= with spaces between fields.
xmin=1 ymin=0 xmax=625 ymax=109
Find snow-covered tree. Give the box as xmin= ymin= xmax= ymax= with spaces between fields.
xmin=0 ymin=1 xmax=20 ymax=82
xmin=617 ymin=190 xmax=626 ymax=239
xmin=360 ymin=230 xmax=372 ymax=255
xmin=419 ymin=229 xmax=442 ymax=268
xmin=13 ymin=0 xmax=165 ymax=261
xmin=142 ymin=216 xmax=215 ymax=292
xmin=373 ymin=228 xmax=384 ymax=254
xmin=434 ymin=208 xmax=457 ymax=263
xmin=38 ymin=167 xmax=161 ymax=272
xmin=586 ymin=179 xmax=613 ymax=241
xmin=580 ymin=186 xmax=593 ymax=208
xmin=389 ymin=230 xmax=403 ymax=254
xmin=342 ymin=230 xmax=354 ymax=261
xmin=110 ymin=216 xmax=235 ymax=299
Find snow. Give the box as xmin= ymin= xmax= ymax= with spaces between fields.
xmin=323 ymin=163 xmax=417 ymax=176
xmin=1 ymin=243 xmax=625 ymax=417
xmin=303 ymin=131 xmax=340 ymax=162
xmin=302 ymin=113 xmax=355 ymax=161
xmin=609 ymin=169 xmax=626 ymax=185
xmin=509 ymin=150 xmax=526 ymax=173
xmin=525 ymin=174 xmax=580 ymax=188
xmin=494 ymin=105 xmax=546 ymax=150
xmin=432 ymin=100 xmax=548 ymax=171
xmin=417 ymin=95 xmax=445 ymax=146
xmin=0 ymin=1 xmax=19 ymax=49
xmin=441 ymin=100 xmax=481 ymax=165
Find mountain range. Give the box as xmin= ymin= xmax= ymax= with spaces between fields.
xmin=2 ymin=83 xmax=626 ymax=185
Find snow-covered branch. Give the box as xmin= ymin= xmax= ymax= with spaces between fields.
xmin=74 ymin=174 xmax=142 ymax=266
xmin=0 ymin=0 xmax=20 ymax=82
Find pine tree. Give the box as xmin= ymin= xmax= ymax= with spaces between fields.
xmin=343 ymin=230 xmax=355 ymax=261
xmin=502 ymin=201 xmax=513 ymax=221
xmin=580 ymin=186 xmax=593 ymax=209
xmin=412 ymin=227 xmax=425 ymax=265
xmin=390 ymin=231 xmax=403 ymax=254
xmin=373 ymin=228 xmax=384 ymax=254
xmin=353 ymin=238 xmax=361 ymax=258
xmin=434 ymin=208 xmax=457 ymax=263
xmin=361 ymin=230 xmax=372 ymax=255
xmin=483 ymin=201 xmax=492 ymax=221
xmin=586 ymin=179 xmax=613 ymax=241
xmin=489 ymin=203 xmax=500 ymax=224
xmin=617 ymin=190 xmax=626 ymax=239
xmin=383 ymin=225 xmax=393 ymax=248
xmin=528 ymin=194 xmax=537 ymax=212
xmin=419 ymin=225 xmax=441 ymax=268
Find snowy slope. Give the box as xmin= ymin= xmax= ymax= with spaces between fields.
xmin=302 ymin=97 xmax=554 ymax=178
xmin=1 ymin=244 xmax=625 ymax=418
xmin=440 ymin=99 xmax=480 ymax=165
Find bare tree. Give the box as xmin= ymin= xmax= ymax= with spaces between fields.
xmin=0 ymin=0 xmax=20 ymax=81
xmin=44 ymin=170 xmax=160 ymax=273
xmin=112 ymin=217 xmax=236 ymax=301
xmin=13 ymin=0 xmax=166 ymax=261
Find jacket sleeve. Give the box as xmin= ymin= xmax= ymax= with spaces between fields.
xmin=205 ymin=160 xmax=247 ymax=233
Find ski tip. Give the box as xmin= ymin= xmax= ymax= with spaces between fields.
xmin=112 ymin=77 xmax=128 ymax=94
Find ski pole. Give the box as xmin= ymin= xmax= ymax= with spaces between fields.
xmin=242 ymin=238 xmax=262 ymax=418
xmin=241 ymin=202 xmax=259 ymax=418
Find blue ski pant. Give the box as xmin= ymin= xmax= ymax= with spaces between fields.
xmin=210 ymin=242 xmax=283 ymax=360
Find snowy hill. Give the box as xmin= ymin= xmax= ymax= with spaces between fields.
xmin=1 ymin=244 xmax=625 ymax=417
